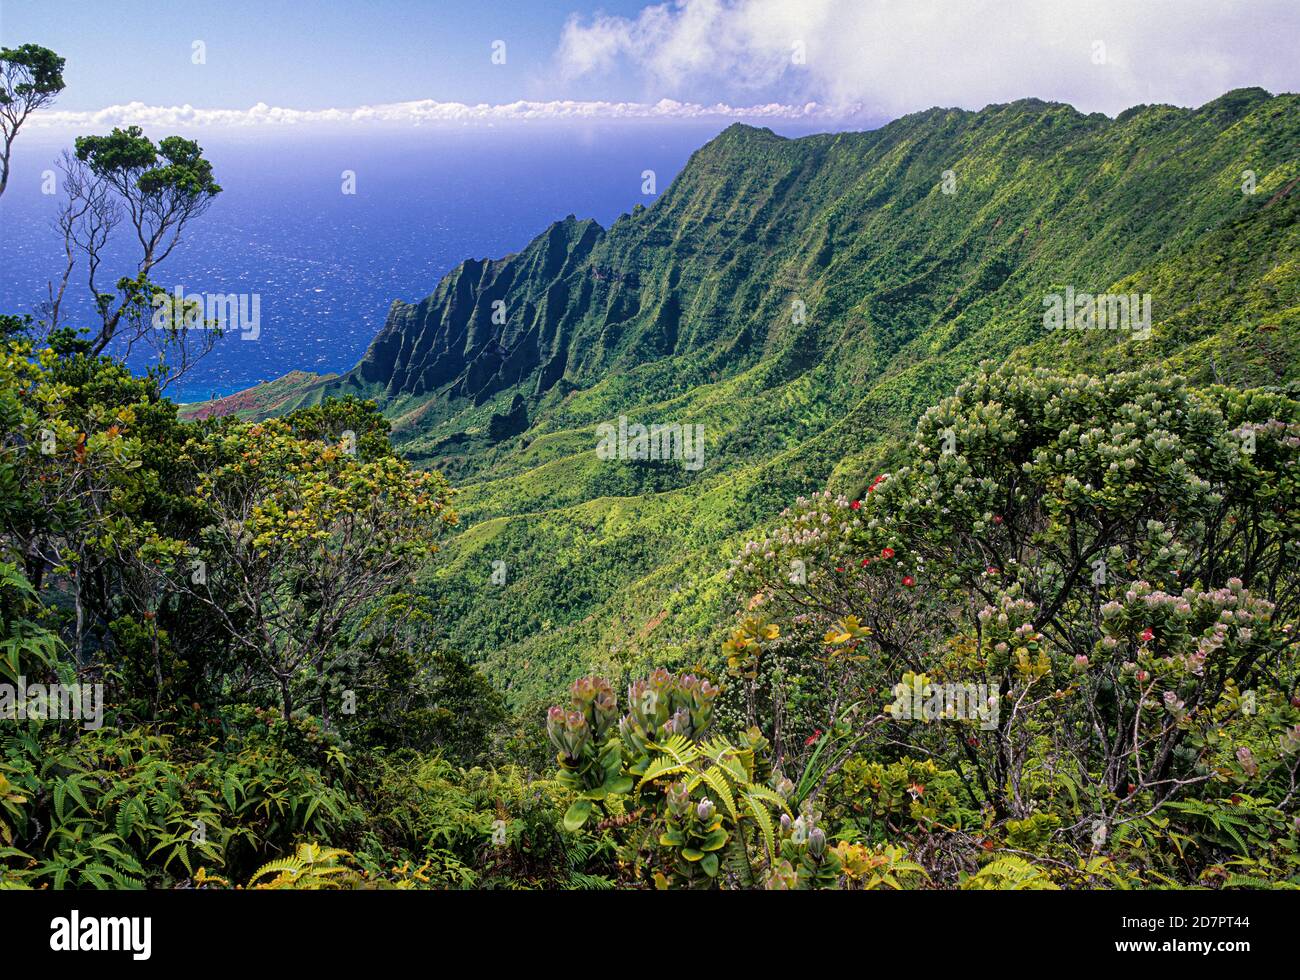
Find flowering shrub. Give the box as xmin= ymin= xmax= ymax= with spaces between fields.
xmin=720 ymin=363 xmax=1300 ymax=887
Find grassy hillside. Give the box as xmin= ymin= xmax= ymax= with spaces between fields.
xmin=218 ymin=89 xmax=1299 ymax=708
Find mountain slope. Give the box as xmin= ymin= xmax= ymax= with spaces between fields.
xmin=254 ymin=89 xmax=1299 ymax=706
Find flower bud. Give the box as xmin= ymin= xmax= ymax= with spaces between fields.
xmin=791 ymin=815 xmax=808 ymax=844
xmin=545 ymin=705 xmax=567 ymax=753
xmin=593 ymin=686 xmax=618 ymax=739
xmin=660 ymin=706 xmax=690 ymax=739
xmin=1236 ymin=746 xmax=1258 ymax=777
xmin=546 ymin=706 xmax=589 ymax=760
xmin=765 ymin=859 xmax=798 ymax=890
xmin=666 ymin=781 xmax=690 ymax=817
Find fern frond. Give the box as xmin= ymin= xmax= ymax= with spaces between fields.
xmin=741 ymin=783 xmax=791 ymax=816
xmin=691 ymin=767 xmax=738 ymax=822
xmin=742 ymin=793 xmax=776 ymax=861
xmin=637 ymin=758 xmax=691 ymax=789
xmin=248 ymin=856 xmax=306 ymax=886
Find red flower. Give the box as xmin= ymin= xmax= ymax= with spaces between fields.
xmin=902 ymin=575 xmax=916 ymax=587
xmin=850 ymin=499 xmax=861 ymax=510
xmin=861 ymin=558 xmax=870 ymax=567
xmin=986 ymin=566 xmax=999 ymax=576
xmin=805 ymin=730 xmax=822 ymax=746
xmin=992 ymin=514 xmax=1003 ymax=525
xmin=967 ymin=736 xmax=980 ymax=748
xmin=881 ymin=547 xmax=895 ymax=559
xmin=1139 ymin=628 xmax=1154 ymax=643
xmin=835 ymin=567 xmax=844 ymax=573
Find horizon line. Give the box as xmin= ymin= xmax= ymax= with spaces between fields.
xmin=28 ymin=97 xmax=865 ymax=130
xmin=25 ymin=87 xmax=1288 ymax=134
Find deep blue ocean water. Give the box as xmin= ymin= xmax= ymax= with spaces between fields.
xmin=0 ymin=125 xmax=733 ymax=402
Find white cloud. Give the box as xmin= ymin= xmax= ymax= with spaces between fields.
xmin=27 ymin=97 xmax=840 ymax=129
xmin=556 ymin=0 xmax=1300 ymax=117
xmin=29 ymin=2 xmax=1296 ymax=132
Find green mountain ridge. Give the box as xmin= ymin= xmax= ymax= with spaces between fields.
xmin=224 ymin=88 xmax=1300 ymax=708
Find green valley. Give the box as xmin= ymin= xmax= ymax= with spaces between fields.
xmin=233 ymin=88 xmax=1299 ymax=709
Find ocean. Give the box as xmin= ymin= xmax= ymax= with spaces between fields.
xmin=0 ymin=124 xmax=734 ymax=403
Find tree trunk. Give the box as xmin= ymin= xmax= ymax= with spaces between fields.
xmin=279 ymin=675 xmax=293 ymax=721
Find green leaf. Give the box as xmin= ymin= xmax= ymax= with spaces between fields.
xmin=700 ymin=828 xmax=728 ymax=852
xmin=562 ymin=798 xmax=593 ymax=832
xmin=603 ymin=774 xmax=634 ymax=795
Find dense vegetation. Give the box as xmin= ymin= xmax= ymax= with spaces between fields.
xmin=246 ymin=87 xmax=1299 ymax=716
xmin=1 ymin=45 xmax=1297 ymax=888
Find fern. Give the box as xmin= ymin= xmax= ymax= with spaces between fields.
xmin=637 ymin=755 xmax=693 ymax=789
xmin=692 ymin=767 xmax=738 ymax=822
xmin=742 ymin=793 xmax=777 ymax=861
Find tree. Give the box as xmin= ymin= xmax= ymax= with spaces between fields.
xmin=0 ymin=43 xmax=65 ymax=198
xmin=169 ymin=415 xmax=458 ymax=720
xmin=45 ymin=126 xmax=222 ymax=386
xmin=0 ymin=336 xmax=142 ymax=631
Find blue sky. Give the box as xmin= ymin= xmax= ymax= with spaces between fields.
xmin=4 ymin=0 xmax=1298 ymax=128
xmin=0 ymin=0 xmax=659 ymax=108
